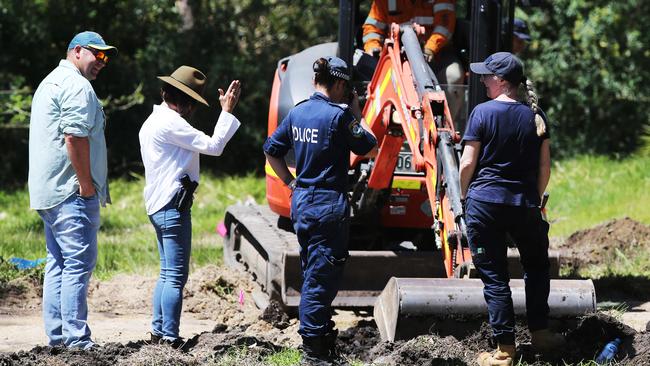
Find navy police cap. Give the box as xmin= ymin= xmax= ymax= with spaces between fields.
xmin=470 ymin=52 xmax=524 ymax=84
xmin=325 ymin=56 xmax=350 ymax=81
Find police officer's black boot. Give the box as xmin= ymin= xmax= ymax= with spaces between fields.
xmin=323 ymin=329 xmax=349 ymax=366
xmin=301 ymin=335 xmax=333 ymax=366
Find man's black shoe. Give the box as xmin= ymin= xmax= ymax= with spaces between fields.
xmin=150 ymin=333 xmax=162 ymax=344
xmin=160 ymin=337 xmax=186 ymax=350
xmin=86 ymin=343 xmax=102 ymax=352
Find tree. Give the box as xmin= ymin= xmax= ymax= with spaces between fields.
xmin=524 ymin=0 xmax=650 ymax=157
xmin=0 ymin=0 xmax=339 ymax=176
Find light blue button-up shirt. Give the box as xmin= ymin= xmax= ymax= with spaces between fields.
xmin=28 ymin=60 xmax=110 ymax=209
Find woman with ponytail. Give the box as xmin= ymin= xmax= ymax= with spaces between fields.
xmin=458 ymin=52 xmax=562 ymax=366
xmin=263 ymin=56 xmax=377 ymax=364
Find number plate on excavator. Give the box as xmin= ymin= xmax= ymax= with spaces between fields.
xmin=395 ymin=152 xmax=416 ymax=174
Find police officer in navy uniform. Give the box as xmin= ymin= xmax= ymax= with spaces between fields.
xmin=263 ymin=56 xmax=377 ymax=364
xmin=459 ymin=52 xmax=565 ymax=366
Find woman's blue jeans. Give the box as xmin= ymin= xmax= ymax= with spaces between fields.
xmin=465 ymin=197 xmax=551 ymax=345
xmin=148 ymin=201 xmax=191 ymax=341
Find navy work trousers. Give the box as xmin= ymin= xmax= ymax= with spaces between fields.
xmin=291 ymin=187 xmax=349 ymax=338
xmin=465 ymin=198 xmax=551 ymax=345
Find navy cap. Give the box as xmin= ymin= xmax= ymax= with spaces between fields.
xmin=513 ymin=18 xmax=531 ymax=41
xmin=326 ymin=56 xmax=350 ymax=81
xmin=470 ymin=52 xmax=524 ymax=84
xmin=67 ymin=31 xmax=118 ymax=53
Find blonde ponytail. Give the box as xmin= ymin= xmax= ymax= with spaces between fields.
xmin=523 ymin=78 xmax=546 ymax=136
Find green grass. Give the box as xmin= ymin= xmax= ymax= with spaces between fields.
xmin=0 ymin=173 xmax=265 ymax=280
xmin=263 ymin=349 xmax=301 ymax=366
xmin=2 ymin=154 xmax=650 ymax=280
xmin=546 ymin=154 xmax=650 ymax=237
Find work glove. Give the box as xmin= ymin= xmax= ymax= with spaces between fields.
xmin=423 ymin=47 xmax=435 ymax=63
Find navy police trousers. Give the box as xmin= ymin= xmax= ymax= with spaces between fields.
xmin=291 ymin=187 xmax=349 ymax=338
xmin=465 ymin=198 xmax=551 ymax=345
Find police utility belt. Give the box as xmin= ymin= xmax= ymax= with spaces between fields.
xmin=172 ymin=174 xmax=198 ymax=212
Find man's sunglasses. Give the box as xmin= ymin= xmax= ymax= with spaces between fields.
xmin=83 ymin=46 xmax=109 ymax=64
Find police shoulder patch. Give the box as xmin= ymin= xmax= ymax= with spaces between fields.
xmin=328 ymin=101 xmax=348 ymax=110
xmin=349 ymin=119 xmax=364 ymax=138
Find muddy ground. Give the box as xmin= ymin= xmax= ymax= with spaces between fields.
xmin=2 ymin=218 xmax=650 ymax=365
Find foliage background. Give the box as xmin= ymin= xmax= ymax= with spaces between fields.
xmin=1 ymin=0 xmax=649 ymax=181
xmin=521 ymin=0 xmax=650 ymax=157
xmin=0 ymin=0 xmax=339 ymax=178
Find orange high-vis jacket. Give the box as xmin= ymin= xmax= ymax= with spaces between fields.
xmin=362 ymin=0 xmax=456 ymax=55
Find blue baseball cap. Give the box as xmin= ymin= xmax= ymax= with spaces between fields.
xmin=470 ymin=52 xmax=524 ymax=84
xmin=326 ymin=56 xmax=350 ymax=81
xmin=67 ymin=31 xmax=118 ymax=53
xmin=513 ymin=18 xmax=531 ymax=41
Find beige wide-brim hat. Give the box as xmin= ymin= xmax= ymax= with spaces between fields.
xmin=158 ymin=65 xmax=209 ymax=106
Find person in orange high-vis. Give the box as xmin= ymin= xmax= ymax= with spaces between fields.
xmin=363 ymin=0 xmax=464 ymax=122
xmin=363 ymin=0 xmax=455 ymax=59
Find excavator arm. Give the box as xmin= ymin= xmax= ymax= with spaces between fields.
xmin=352 ymin=24 xmax=471 ymax=278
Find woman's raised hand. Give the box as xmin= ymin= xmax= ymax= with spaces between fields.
xmin=219 ymin=80 xmax=241 ymax=113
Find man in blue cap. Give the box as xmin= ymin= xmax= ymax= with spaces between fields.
xmin=28 ymin=31 xmax=117 ymax=350
xmin=264 ymin=56 xmax=376 ymax=364
xmin=512 ymin=18 xmax=532 ymax=55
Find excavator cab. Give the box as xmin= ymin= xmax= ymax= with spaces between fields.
xmin=221 ymin=0 xmax=596 ymax=342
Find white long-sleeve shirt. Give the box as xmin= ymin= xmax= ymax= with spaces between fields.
xmin=139 ymin=102 xmax=240 ymax=215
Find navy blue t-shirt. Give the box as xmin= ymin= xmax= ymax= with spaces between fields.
xmin=263 ymin=92 xmax=377 ymax=192
xmin=463 ymin=100 xmax=550 ymax=207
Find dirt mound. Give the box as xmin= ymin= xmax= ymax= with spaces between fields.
xmin=557 ymin=217 xmax=650 ymax=272
xmin=259 ymin=300 xmax=290 ymax=330
xmin=87 ymin=274 xmax=153 ymax=314
xmin=344 ymin=313 xmax=646 ymax=365
xmin=0 ymin=342 xmax=142 ymax=366
xmin=182 ymin=265 xmax=260 ymax=326
xmin=0 ymin=277 xmax=41 ymax=312
xmin=338 ymin=319 xmax=384 ymax=360
xmin=0 ymin=259 xmax=43 ymax=312
xmin=0 ymin=333 xmax=282 ymax=366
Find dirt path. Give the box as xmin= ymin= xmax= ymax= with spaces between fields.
xmin=0 ymin=309 xmax=215 ymax=352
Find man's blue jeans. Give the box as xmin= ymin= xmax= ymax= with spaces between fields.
xmin=38 ymin=193 xmax=100 ymax=349
xmin=148 ymin=201 xmax=191 ymax=341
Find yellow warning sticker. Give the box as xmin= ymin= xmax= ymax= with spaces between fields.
xmin=391 ymin=179 xmax=421 ymax=190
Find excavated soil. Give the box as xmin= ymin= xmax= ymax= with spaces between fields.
xmin=555 ymin=217 xmax=650 ymax=274
xmin=2 ymin=313 xmax=648 ymax=365
xmin=3 ymin=218 xmax=650 ymax=365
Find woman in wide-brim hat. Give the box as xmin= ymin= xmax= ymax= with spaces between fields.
xmin=138 ymin=65 xmax=242 ymax=347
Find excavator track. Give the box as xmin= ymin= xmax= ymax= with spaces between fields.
xmin=222 ymin=202 xmax=448 ymax=309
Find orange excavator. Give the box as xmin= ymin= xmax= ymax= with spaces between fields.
xmin=221 ymin=0 xmax=596 ymax=342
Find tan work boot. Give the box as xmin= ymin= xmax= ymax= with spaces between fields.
xmin=477 ymin=344 xmax=515 ymax=366
xmin=531 ymin=329 xmax=566 ymax=354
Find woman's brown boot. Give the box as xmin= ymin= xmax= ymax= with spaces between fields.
xmin=477 ymin=344 xmax=516 ymax=366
